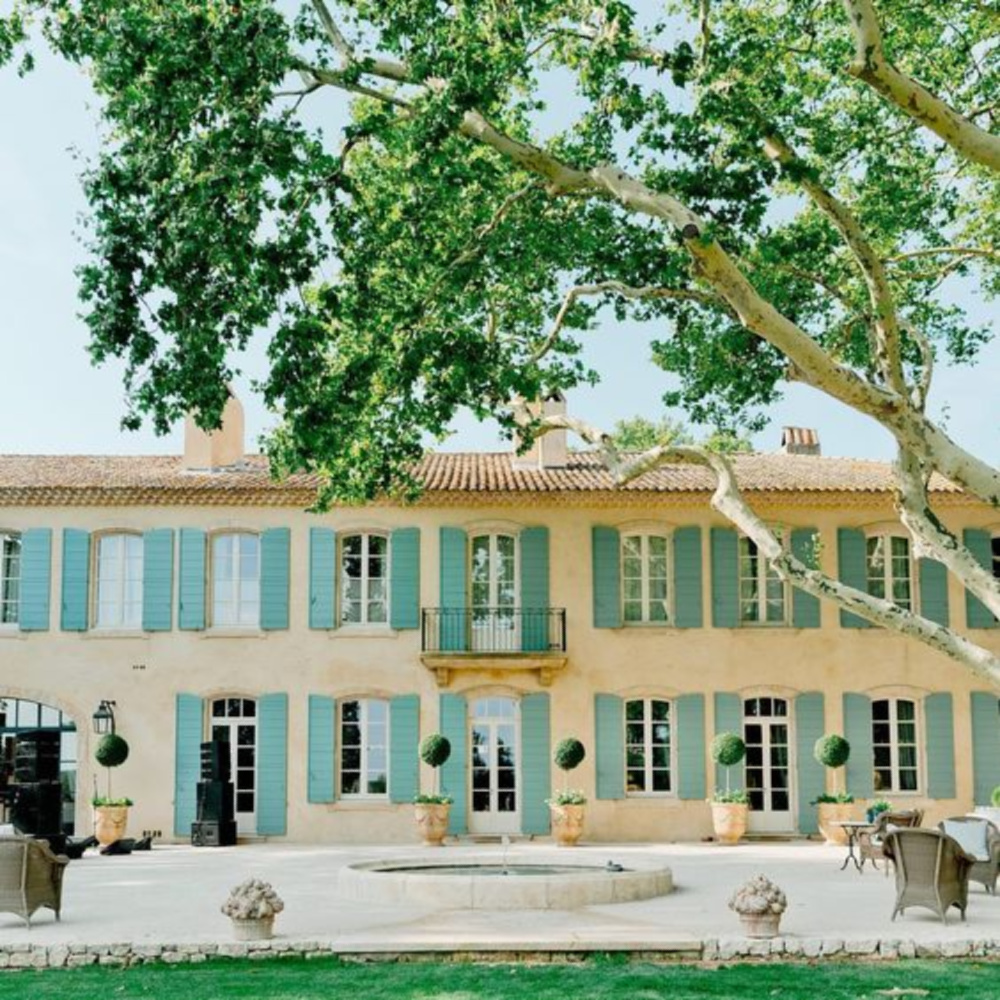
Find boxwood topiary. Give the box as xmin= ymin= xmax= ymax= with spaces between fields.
xmin=711 ymin=732 xmax=746 ymax=767
xmin=419 ymin=733 xmax=451 ymax=769
xmin=553 ymin=737 xmax=586 ymax=773
xmin=814 ymin=734 xmax=851 ymax=769
xmin=95 ymin=733 xmax=130 ymax=769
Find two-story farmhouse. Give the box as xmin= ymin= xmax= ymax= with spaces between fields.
xmin=1 ymin=399 xmax=999 ymax=844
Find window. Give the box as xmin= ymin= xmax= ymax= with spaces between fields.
xmin=872 ymin=698 xmax=919 ymax=793
xmin=622 ymin=534 xmax=670 ymax=624
xmin=211 ymin=533 xmax=260 ymax=627
xmin=992 ymin=536 xmax=1000 ymax=583
xmin=866 ymin=534 xmax=912 ymax=610
xmin=625 ymin=698 xmax=672 ymax=794
xmin=340 ymin=699 xmax=389 ymax=796
xmin=739 ymin=534 xmax=787 ymax=624
xmin=340 ymin=534 xmax=389 ymax=625
xmin=95 ymin=533 xmax=143 ymax=629
xmin=0 ymin=532 xmax=21 ymax=626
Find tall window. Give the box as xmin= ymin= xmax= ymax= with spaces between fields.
xmin=992 ymin=536 xmax=1000 ymax=583
xmin=95 ymin=533 xmax=143 ymax=629
xmin=739 ymin=534 xmax=787 ymax=624
xmin=340 ymin=534 xmax=389 ymax=625
xmin=212 ymin=533 xmax=260 ymax=627
xmin=0 ymin=533 xmax=21 ymax=626
xmin=622 ymin=535 xmax=670 ymax=624
xmin=872 ymin=698 xmax=919 ymax=793
xmin=866 ymin=534 xmax=912 ymax=610
xmin=340 ymin=699 xmax=389 ymax=796
xmin=625 ymin=698 xmax=672 ymax=794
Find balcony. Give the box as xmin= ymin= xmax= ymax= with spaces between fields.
xmin=420 ymin=608 xmax=568 ymax=687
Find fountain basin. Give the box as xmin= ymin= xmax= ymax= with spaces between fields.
xmin=337 ymin=852 xmax=673 ymax=910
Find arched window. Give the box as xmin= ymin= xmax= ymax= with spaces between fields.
xmin=625 ymin=698 xmax=672 ymax=794
xmin=211 ymin=533 xmax=260 ymax=627
xmin=621 ymin=534 xmax=670 ymax=624
xmin=95 ymin=533 xmax=143 ymax=629
xmin=340 ymin=534 xmax=389 ymax=626
xmin=0 ymin=532 xmax=21 ymax=626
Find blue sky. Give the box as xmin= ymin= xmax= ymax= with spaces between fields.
xmin=1 ymin=45 xmax=997 ymax=462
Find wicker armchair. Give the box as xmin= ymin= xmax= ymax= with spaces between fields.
xmin=937 ymin=816 xmax=1000 ymax=894
xmin=858 ymin=809 xmax=924 ymax=870
xmin=0 ymin=837 xmax=69 ymax=927
xmin=882 ymin=828 xmax=973 ymax=924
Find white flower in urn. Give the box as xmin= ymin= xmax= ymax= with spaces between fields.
xmin=221 ymin=878 xmax=285 ymax=921
xmin=728 ymin=874 xmax=787 ymax=916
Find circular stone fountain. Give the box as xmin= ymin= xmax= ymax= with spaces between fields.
xmin=337 ymin=852 xmax=673 ymax=910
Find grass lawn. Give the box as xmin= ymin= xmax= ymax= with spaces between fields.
xmin=0 ymin=956 xmax=992 ymax=1000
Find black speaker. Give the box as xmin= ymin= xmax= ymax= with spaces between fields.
xmin=191 ymin=819 xmax=237 ymax=847
xmin=196 ymin=780 xmax=235 ymax=823
xmin=13 ymin=731 xmax=60 ymax=783
xmin=200 ymin=741 xmax=231 ymax=782
xmin=10 ymin=781 xmax=62 ymax=837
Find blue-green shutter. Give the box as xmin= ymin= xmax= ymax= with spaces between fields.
xmin=18 ymin=528 xmax=51 ymax=632
xmin=389 ymin=695 xmax=420 ymax=803
xmin=307 ymin=695 xmax=335 ymax=804
xmin=260 ymin=529 xmax=290 ymax=630
xmin=676 ymin=694 xmax=707 ymax=800
xmin=592 ymin=526 xmax=621 ymax=628
xmin=795 ymin=692 xmax=825 ymax=834
xmin=439 ymin=694 xmax=468 ymax=834
xmin=843 ymin=693 xmax=874 ymax=798
xmin=257 ymin=693 xmax=288 ymax=836
xmin=838 ymin=528 xmax=871 ymax=628
xmin=390 ymin=528 xmax=421 ymax=631
xmin=520 ymin=527 xmax=550 ymax=652
xmin=710 ymin=527 xmax=739 ymax=628
xmin=174 ymin=694 xmax=203 ymax=837
xmin=673 ymin=526 xmax=703 ymax=628
xmin=791 ymin=528 xmax=821 ymax=628
xmin=594 ymin=694 xmax=625 ymax=800
xmin=439 ymin=528 xmax=468 ymax=652
xmin=919 ymin=559 xmax=950 ymax=627
xmin=925 ymin=692 xmax=956 ymax=799
xmin=60 ymin=529 xmax=90 ymax=631
xmin=713 ymin=693 xmax=744 ymax=792
xmin=964 ymin=529 xmax=996 ymax=629
xmin=309 ymin=528 xmax=336 ymax=630
xmin=971 ymin=692 xmax=1000 ymax=806
xmin=142 ymin=529 xmax=174 ymax=632
xmin=178 ymin=529 xmax=206 ymax=631
xmin=521 ymin=693 xmax=551 ymax=835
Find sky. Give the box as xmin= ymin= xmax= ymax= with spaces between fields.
xmin=0 ymin=41 xmax=997 ymax=463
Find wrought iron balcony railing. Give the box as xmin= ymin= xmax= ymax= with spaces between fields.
xmin=421 ymin=607 xmax=567 ymax=655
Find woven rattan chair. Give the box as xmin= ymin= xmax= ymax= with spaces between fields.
xmin=882 ymin=828 xmax=973 ymax=924
xmin=858 ymin=809 xmax=924 ymax=870
xmin=0 ymin=837 xmax=69 ymax=927
xmin=937 ymin=816 xmax=1000 ymax=894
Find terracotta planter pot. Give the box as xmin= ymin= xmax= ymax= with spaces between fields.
xmin=93 ymin=805 xmax=130 ymax=847
xmin=230 ymin=916 xmax=275 ymax=941
xmin=549 ymin=803 xmax=585 ymax=847
xmin=817 ymin=801 xmax=855 ymax=846
xmin=414 ymin=802 xmax=451 ymax=846
xmin=711 ymin=802 xmax=748 ymax=846
xmin=738 ymin=912 xmax=782 ymax=938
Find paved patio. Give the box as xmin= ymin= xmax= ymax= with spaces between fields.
xmin=2 ymin=840 xmax=1000 ymax=964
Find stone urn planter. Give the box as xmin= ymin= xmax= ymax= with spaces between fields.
xmin=414 ymin=801 xmax=451 ymax=846
xmin=93 ymin=804 xmax=130 ymax=847
xmin=230 ymin=916 xmax=275 ymax=942
xmin=549 ymin=802 xmax=586 ymax=847
xmin=711 ymin=802 xmax=748 ymax=846
xmin=729 ymin=874 xmax=787 ymax=938
xmin=221 ymin=879 xmax=284 ymax=942
xmin=816 ymin=801 xmax=854 ymax=846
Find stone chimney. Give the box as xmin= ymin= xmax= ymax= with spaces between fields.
xmin=512 ymin=391 xmax=569 ymax=471
xmin=780 ymin=427 xmax=820 ymax=456
xmin=183 ymin=392 xmax=246 ymax=471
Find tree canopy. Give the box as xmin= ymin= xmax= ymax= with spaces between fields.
xmin=3 ymin=0 xmax=1000 ymax=678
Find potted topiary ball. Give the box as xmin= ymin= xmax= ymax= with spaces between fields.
xmin=547 ymin=738 xmax=587 ymax=847
xmin=92 ymin=733 xmax=133 ymax=847
xmin=710 ymin=732 xmax=749 ymax=846
xmin=812 ymin=734 xmax=854 ymax=845
xmin=413 ymin=734 xmax=453 ymax=846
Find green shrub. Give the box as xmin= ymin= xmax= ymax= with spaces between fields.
xmin=814 ymin=734 xmax=850 ymax=769
xmin=992 ymin=786 xmax=1000 ymax=808
xmin=553 ymin=738 xmax=586 ymax=772
xmin=95 ymin=734 xmax=130 ymax=768
xmin=812 ymin=792 xmax=854 ymax=805
xmin=419 ymin=734 xmax=451 ymax=769
xmin=712 ymin=789 xmax=750 ymax=805
xmin=711 ymin=732 xmax=746 ymax=767
xmin=548 ymin=789 xmax=587 ymax=806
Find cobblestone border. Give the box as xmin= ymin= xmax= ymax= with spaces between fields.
xmin=1 ymin=936 xmax=1000 ymax=970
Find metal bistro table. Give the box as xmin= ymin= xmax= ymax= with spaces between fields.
xmin=837 ymin=820 xmax=877 ymax=872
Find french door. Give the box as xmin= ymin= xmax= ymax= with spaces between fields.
xmin=744 ymin=696 xmax=794 ymax=833
xmin=210 ymin=697 xmax=257 ymax=834
xmin=469 ymin=697 xmax=520 ymax=834
xmin=470 ymin=534 xmax=519 ymax=652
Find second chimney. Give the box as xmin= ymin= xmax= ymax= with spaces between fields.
xmin=183 ymin=392 xmax=246 ymax=471
xmin=512 ymin=391 xmax=569 ymax=470
xmin=780 ymin=427 xmax=820 ymax=456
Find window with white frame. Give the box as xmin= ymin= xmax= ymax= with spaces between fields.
xmin=95 ymin=533 xmax=143 ymax=629
xmin=621 ymin=534 xmax=670 ymax=624
xmin=625 ymin=698 xmax=672 ymax=793
xmin=739 ymin=533 xmax=787 ymax=624
xmin=211 ymin=533 xmax=260 ymax=627
xmin=872 ymin=697 xmax=919 ymax=793
xmin=339 ymin=698 xmax=389 ymax=796
xmin=866 ymin=534 xmax=912 ymax=610
xmin=0 ymin=532 xmax=21 ymax=626
xmin=340 ymin=534 xmax=389 ymax=625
